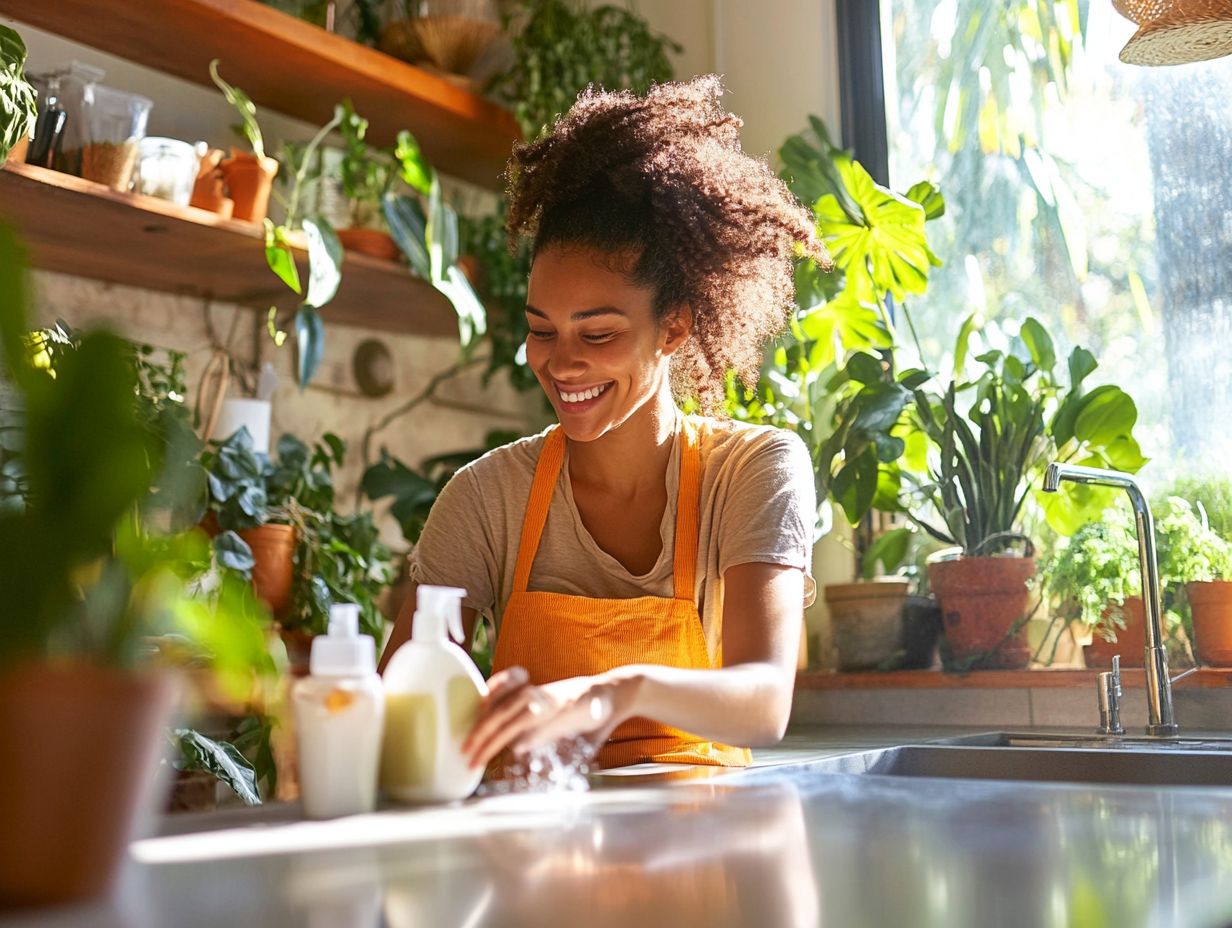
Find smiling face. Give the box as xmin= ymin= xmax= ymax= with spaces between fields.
xmin=524 ymin=245 xmax=689 ymax=443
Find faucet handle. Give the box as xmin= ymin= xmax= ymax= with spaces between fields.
xmin=1097 ymin=655 xmax=1125 ymax=736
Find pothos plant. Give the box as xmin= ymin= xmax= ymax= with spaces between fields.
xmin=210 ymin=60 xmax=344 ymax=389
xmin=0 ymin=25 xmax=37 ymax=162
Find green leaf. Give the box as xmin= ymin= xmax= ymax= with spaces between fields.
xmin=302 ymin=217 xmax=343 ymax=309
xmin=264 ymin=220 xmax=301 ymax=295
xmin=904 ymin=181 xmax=946 ymax=220
xmin=845 ymin=351 xmax=883 ymax=385
xmin=171 ymin=728 xmax=261 ymax=805
xmin=1068 ymin=346 xmax=1098 ymax=390
xmin=436 ymin=263 xmax=488 ymax=349
xmin=294 ymin=305 xmax=325 ymax=389
xmin=953 ymin=312 xmax=981 ymax=376
xmin=1016 ymin=317 xmax=1056 ymax=372
xmin=833 ymin=449 xmax=879 ymax=526
xmin=813 ymin=158 xmax=935 ymax=302
xmin=394 ymin=130 xmax=434 ymax=196
xmin=208 ymin=59 xmax=264 ymax=160
xmin=862 ymin=526 xmax=914 ymax=577
xmin=383 ymin=194 xmax=430 ymax=279
xmin=1073 ymin=385 xmax=1137 ymax=447
xmin=214 ymin=530 xmax=255 ymax=576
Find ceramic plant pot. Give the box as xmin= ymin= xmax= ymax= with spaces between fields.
xmin=901 ymin=595 xmax=943 ymax=669
xmin=0 ymin=662 xmax=177 ymax=906
xmin=1188 ymin=580 xmax=1232 ymax=666
xmin=240 ymin=523 xmax=297 ymax=619
xmin=337 ymin=227 xmax=401 ymax=261
xmin=220 ymin=149 xmax=279 ymax=223
xmin=825 ymin=580 xmax=910 ymax=671
xmin=929 ymin=556 xmax=1036 ymax=670
xmin=1084 ymin=595 xmax=1147 ymax=669
xmin=279 ymin=626 xmax=316 ymax=678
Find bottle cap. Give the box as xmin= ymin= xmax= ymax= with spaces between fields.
xmin=309 ymin=603 xmax=376 ymax=676
xmin=412 ymin=585 xmax=467 ymax=644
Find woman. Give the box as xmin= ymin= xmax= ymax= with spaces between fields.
xmin=380 ymin=75 xmax=830 ymax=772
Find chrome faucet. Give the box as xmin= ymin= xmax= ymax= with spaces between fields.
xmin=1043 ymin=462 xmax=1179 ymax=737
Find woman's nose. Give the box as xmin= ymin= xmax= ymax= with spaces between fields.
xmin=546 ymin=340 xmax=587 ymax=378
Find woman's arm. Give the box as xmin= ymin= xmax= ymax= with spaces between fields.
xmin=462 ymin=562 xmax=803 ymax=767
xmin=378 ymin=580 xmax=479 ymax=674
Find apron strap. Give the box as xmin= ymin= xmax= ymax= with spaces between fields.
xmin=512 ymin=426 xmax=566 ymax=594
xmin=511 ymin=417 xmax=703 ymax=599
xmin=673 ymin=415 xmax=701 ymax=601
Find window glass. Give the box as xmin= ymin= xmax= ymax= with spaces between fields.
xmin=881 ymin=0 xmax=1232 ymax=484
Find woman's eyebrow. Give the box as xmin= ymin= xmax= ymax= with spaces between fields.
xmin=524 ymin=305 xmax=628 ymax=321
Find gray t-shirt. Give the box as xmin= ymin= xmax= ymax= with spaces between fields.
xmin=410 ymin=416 xmax=817 ymax=661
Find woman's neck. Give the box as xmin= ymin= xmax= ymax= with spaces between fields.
xmin=567 ymin=384 xmax=679 ymax=499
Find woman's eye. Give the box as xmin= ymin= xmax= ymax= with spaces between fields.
xmin=583 ymin=332 xmax=616 ymax=343
xmin=527 ymin=330 xmax=555 ymax=340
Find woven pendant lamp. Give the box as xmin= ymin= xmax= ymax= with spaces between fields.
xmin=1114 ymin=0 xmax=1232 ymax=65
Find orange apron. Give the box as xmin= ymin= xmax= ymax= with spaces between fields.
xmin=491 ymin=415 xmax=751 ymax=769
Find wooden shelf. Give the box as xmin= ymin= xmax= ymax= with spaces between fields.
xmin=796 ymin=669 xmax=1232 ymax=690
xmin=0 ymin=161 xmax=459 ymax=337
xmin=2 ymin=0 xmax=521 ymax=190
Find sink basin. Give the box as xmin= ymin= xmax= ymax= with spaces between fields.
xmin=810 ymin=734 xmax=1232 ymax=788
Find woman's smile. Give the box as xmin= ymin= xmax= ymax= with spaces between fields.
xmin=554 ymin=380 xmax=615 ymax=410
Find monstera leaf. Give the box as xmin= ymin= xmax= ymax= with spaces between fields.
xmin=813 ymin=157 xmax=940 ymax=304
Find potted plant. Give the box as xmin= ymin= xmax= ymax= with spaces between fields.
xmin=1 ymin=25 xmax=38 ymax=163
xmin=824 ymin=524 xmax=944 ymax=671
xmin=1041 ymin=512 xmax=1148 ymax=668
xmin=333 ymin=100 xmax=432 ymax=260
xmin=278 ymin=434 xmax=394 ymax=674
xmin=209 ymin=59 xmax=279 ymax=223
xmin=0 ymin=225 xmax=268 ymax=906
xmin=903 ymin=319 xmax=1146 ymax=670
xmin=1155 ymin=496 xmax=1232 ymax=667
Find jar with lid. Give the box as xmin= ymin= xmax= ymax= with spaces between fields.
xmin=134 ymin=138 xmax=202 ymax=206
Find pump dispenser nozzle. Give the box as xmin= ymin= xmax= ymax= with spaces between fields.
xmin=310 ymin=603 xmax=374 ymax=675
xmin=413 ymin=585 xmax=467 ymax=644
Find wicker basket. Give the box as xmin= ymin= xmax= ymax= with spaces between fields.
xmin=1114 ymin=0 xmax=1232 ymax=66
xmin=378 ymin=0 xmax=510 ymax=84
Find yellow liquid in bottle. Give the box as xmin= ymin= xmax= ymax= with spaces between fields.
xmin=381 ymin=692 xmax=436 ymax=792
xmin=447 ymin=675 xmax=482 ymax=739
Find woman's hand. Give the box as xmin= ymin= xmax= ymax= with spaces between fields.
xmin=462 ymin=666 xmax=632 ymax=770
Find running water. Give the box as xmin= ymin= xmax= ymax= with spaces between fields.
xmin=476 ymin=737 xmax=594 ymax=795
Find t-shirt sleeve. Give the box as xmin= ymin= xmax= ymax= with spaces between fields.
xmin=718 ymin=429 xmax=817 ymax=582
xmin=408 ymin=465 xmax=499 ymax=618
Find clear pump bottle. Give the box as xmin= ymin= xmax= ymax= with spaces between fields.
xmin=381 ymin=586 xmax=489 ymax=803
xmin=292 ymin=603 xmax=384 ymax=819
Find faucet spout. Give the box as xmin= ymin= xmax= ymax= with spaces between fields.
xmin=1044 ymin=461 xmax=1178 ymax=737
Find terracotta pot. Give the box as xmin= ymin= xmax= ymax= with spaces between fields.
xmin=929 ymin=556 xmax=1035 ymax=670
xmin=6 ymin=136 xmax=29 ymax=164
xmin=825 ymin=580 xmax=910 ymax=671
xmin=279 ymin=626 xmax=316 ymax=678
xmin=239 ymin=524 xmax=297 ymax=619
xmin=1188 ymin=580 xmax=1232 ymax=666
xmin=0 ymin=662 xmax=178 ymax=907
xmin=220 ymin=149 xmax=279 ymax=223
xmin=167 ymin=769 xmax=218 ymax=814
xmin=337 ymin=227 xmax=401 ymax=261
xmin=1084 ymin=596 xmax=1147 ymax=669
xmin=189 ymin=147 xmax=234 ymax=219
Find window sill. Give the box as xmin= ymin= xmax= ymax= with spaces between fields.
xmin=795 ymin=668 xmax=1232 ymax=691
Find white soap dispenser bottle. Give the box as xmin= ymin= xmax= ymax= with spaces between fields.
xmin=381 ymin=585 xmax=489 ymax=803
xmin=291 ymin=603 xmax=385 ymax=819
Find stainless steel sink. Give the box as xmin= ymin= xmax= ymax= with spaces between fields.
xmin=808 ymin=733 xmax=1232 ymax=788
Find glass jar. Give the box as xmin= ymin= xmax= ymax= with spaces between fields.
xmin=48 ymin=61 xmax=105 ymax=177
xmin=80 ymin=84 xmax=152 ymax=191
xmin=134 ymin=137 xmax=202 ymax=206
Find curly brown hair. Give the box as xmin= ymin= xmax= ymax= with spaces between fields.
xmin=503 ymin=74 xmax=832 ymax=410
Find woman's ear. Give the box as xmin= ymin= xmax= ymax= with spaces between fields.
xmin=660 ymin=306 xmax=693 ymax=356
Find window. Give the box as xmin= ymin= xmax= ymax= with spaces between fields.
xmin=878 ymin=0 xmax=1232 ymax=487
